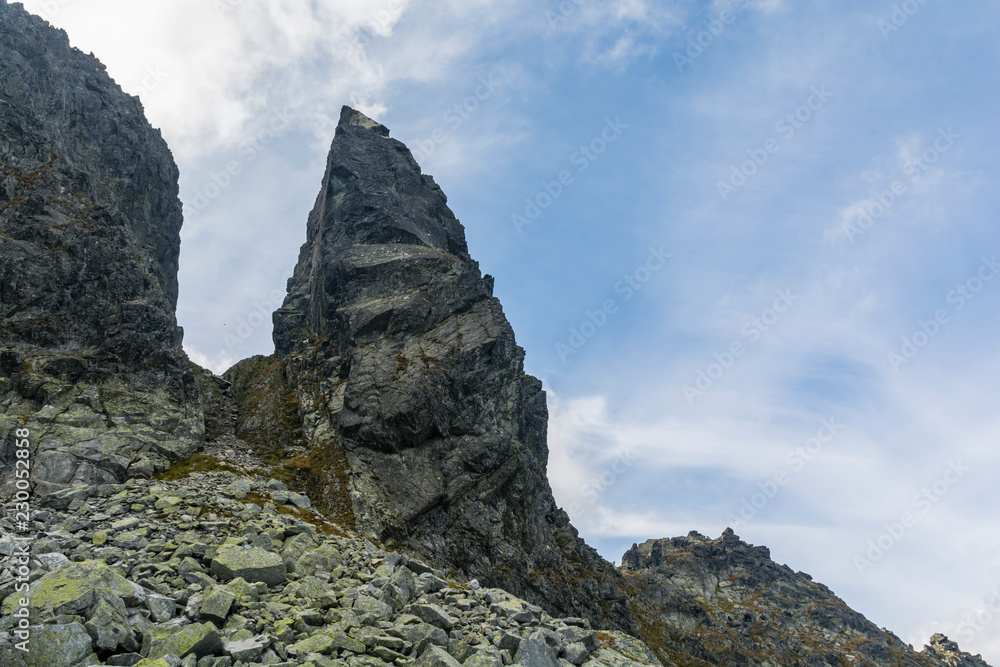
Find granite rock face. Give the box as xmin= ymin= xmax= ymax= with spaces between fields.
xmin=0 ymin=0 xmax=203 ymax=493
xmin=621 ymin=530 xmax=991 ymax=666
xmin=269 ymin=106 xmax=633 ymax=631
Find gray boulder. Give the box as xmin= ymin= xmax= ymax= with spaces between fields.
xmin=210 ymin=545 xmax=286 ymax=586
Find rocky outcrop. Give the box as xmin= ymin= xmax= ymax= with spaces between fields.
xmin=268 ymin=106 xmax=634 ymax=631
xmin=0 ymin=0 xmax=203 ymax=493
xmin=620 ymin=530 xmax=988 ymax=666
xmin=0 ymin=458 xmax=989 ymax=667
xmin=922 ymin=634 xmax=992 ymax=667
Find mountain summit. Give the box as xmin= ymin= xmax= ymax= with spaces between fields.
xmin=266 ymin=104 xmax=633 ymax=629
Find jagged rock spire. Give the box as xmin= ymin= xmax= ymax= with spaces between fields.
xmin=271 ymin=106 xmax=635 ymax=629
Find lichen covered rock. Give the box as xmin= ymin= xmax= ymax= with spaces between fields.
xmin=210 ymin=545 xmax=286 ymax=587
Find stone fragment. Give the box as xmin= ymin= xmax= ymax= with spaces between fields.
xmin=515 ymin=635 xmax=560 ymax=667
xmin=210 ymin=545 xmax=286 ymax=586
xmin=222 ymin=635 xmax=269 ymax=662
xmin=2 ymin=560 xmax=134 ymax=618
xmin=142 ymin=622 xmax=222 ymax=660
xmin=465 ymin=653 xmax=503 ymax=667
xmin=491 ymin=598 xmax=541 ymax=623
xmin=288 ymin=628 xmax=365 ymax=656
xmin=496 ymin=632 xmax=521 ymax=653
xmin=85 ymin=592 xmax=139 ymax=652
xmin=558 ymin=627 xmax=597 ymax=651
xmin=199 ymin=586 xmax=237 ymax=624
xmin=404 ymin=603 xmax=456 ymax=630
xmin=354 ymin=594 xmax=393 ymax=620
xmin=561 ymin=642 xmax=590 ymax=666
xmin=146 ymin=594 xmax=177 ymax=623
xmin=413 ymin=645 xmax=463 ymax=667
xmin=22 ymin=623 xmax=95 ymax=667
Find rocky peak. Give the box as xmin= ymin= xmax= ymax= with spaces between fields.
xmin=0 ymin=1 xmax=203 ymax=493
xmin=338 ymin=106 xmax=389 ymax=135
xmin=620 ymin=530 xmax=988 ymax=666
xmin=267 ymin=105 xmax=634 ymax=630
xmin=1 ymin=7 xmax=994 ymax=665
xmin=274 ymin=104 xmax=479 ymax=360
xmin=923 ymin=634 xmax=992 ymax=667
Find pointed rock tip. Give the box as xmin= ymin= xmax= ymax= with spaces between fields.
xmin=338 ymin=106 xmax=390 ymax=136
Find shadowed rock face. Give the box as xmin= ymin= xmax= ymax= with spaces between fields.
xmin=271 ymin=106 xmax=635 ymax=631
xmin=0 ymin=1 xmax=202 ymax=492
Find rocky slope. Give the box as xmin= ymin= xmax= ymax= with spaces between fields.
xmin=0 ymin=0 xmax=203 ymax=494
xmin=620 ymin=532 xmax=991 ymax=666
xmin=0 ymin=460 xmax=989 ymax=667
xmin=0 ymin=465 xmax=660 ymax=667
xmin=262 ymin=107 xmax=632 ymax=630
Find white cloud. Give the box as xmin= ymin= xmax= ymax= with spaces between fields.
xmin=20 ymin=0 xmax=413 ymax=159
xmin=184 ymin=345 xmax=236 ymax=376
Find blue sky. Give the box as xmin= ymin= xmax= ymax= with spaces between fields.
xmin=22 ymin=0 xmax=1000 ymax=660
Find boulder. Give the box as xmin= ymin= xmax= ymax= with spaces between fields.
xmin=1 ymin=560 xmax=134 ymax=619
xmin=210 ymin=545 xmax=285 ymax=586
xmin=21 ymin=623 xmax=94 ymax=667
xmin=141 ymin=622 xmax=222 ymax=660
